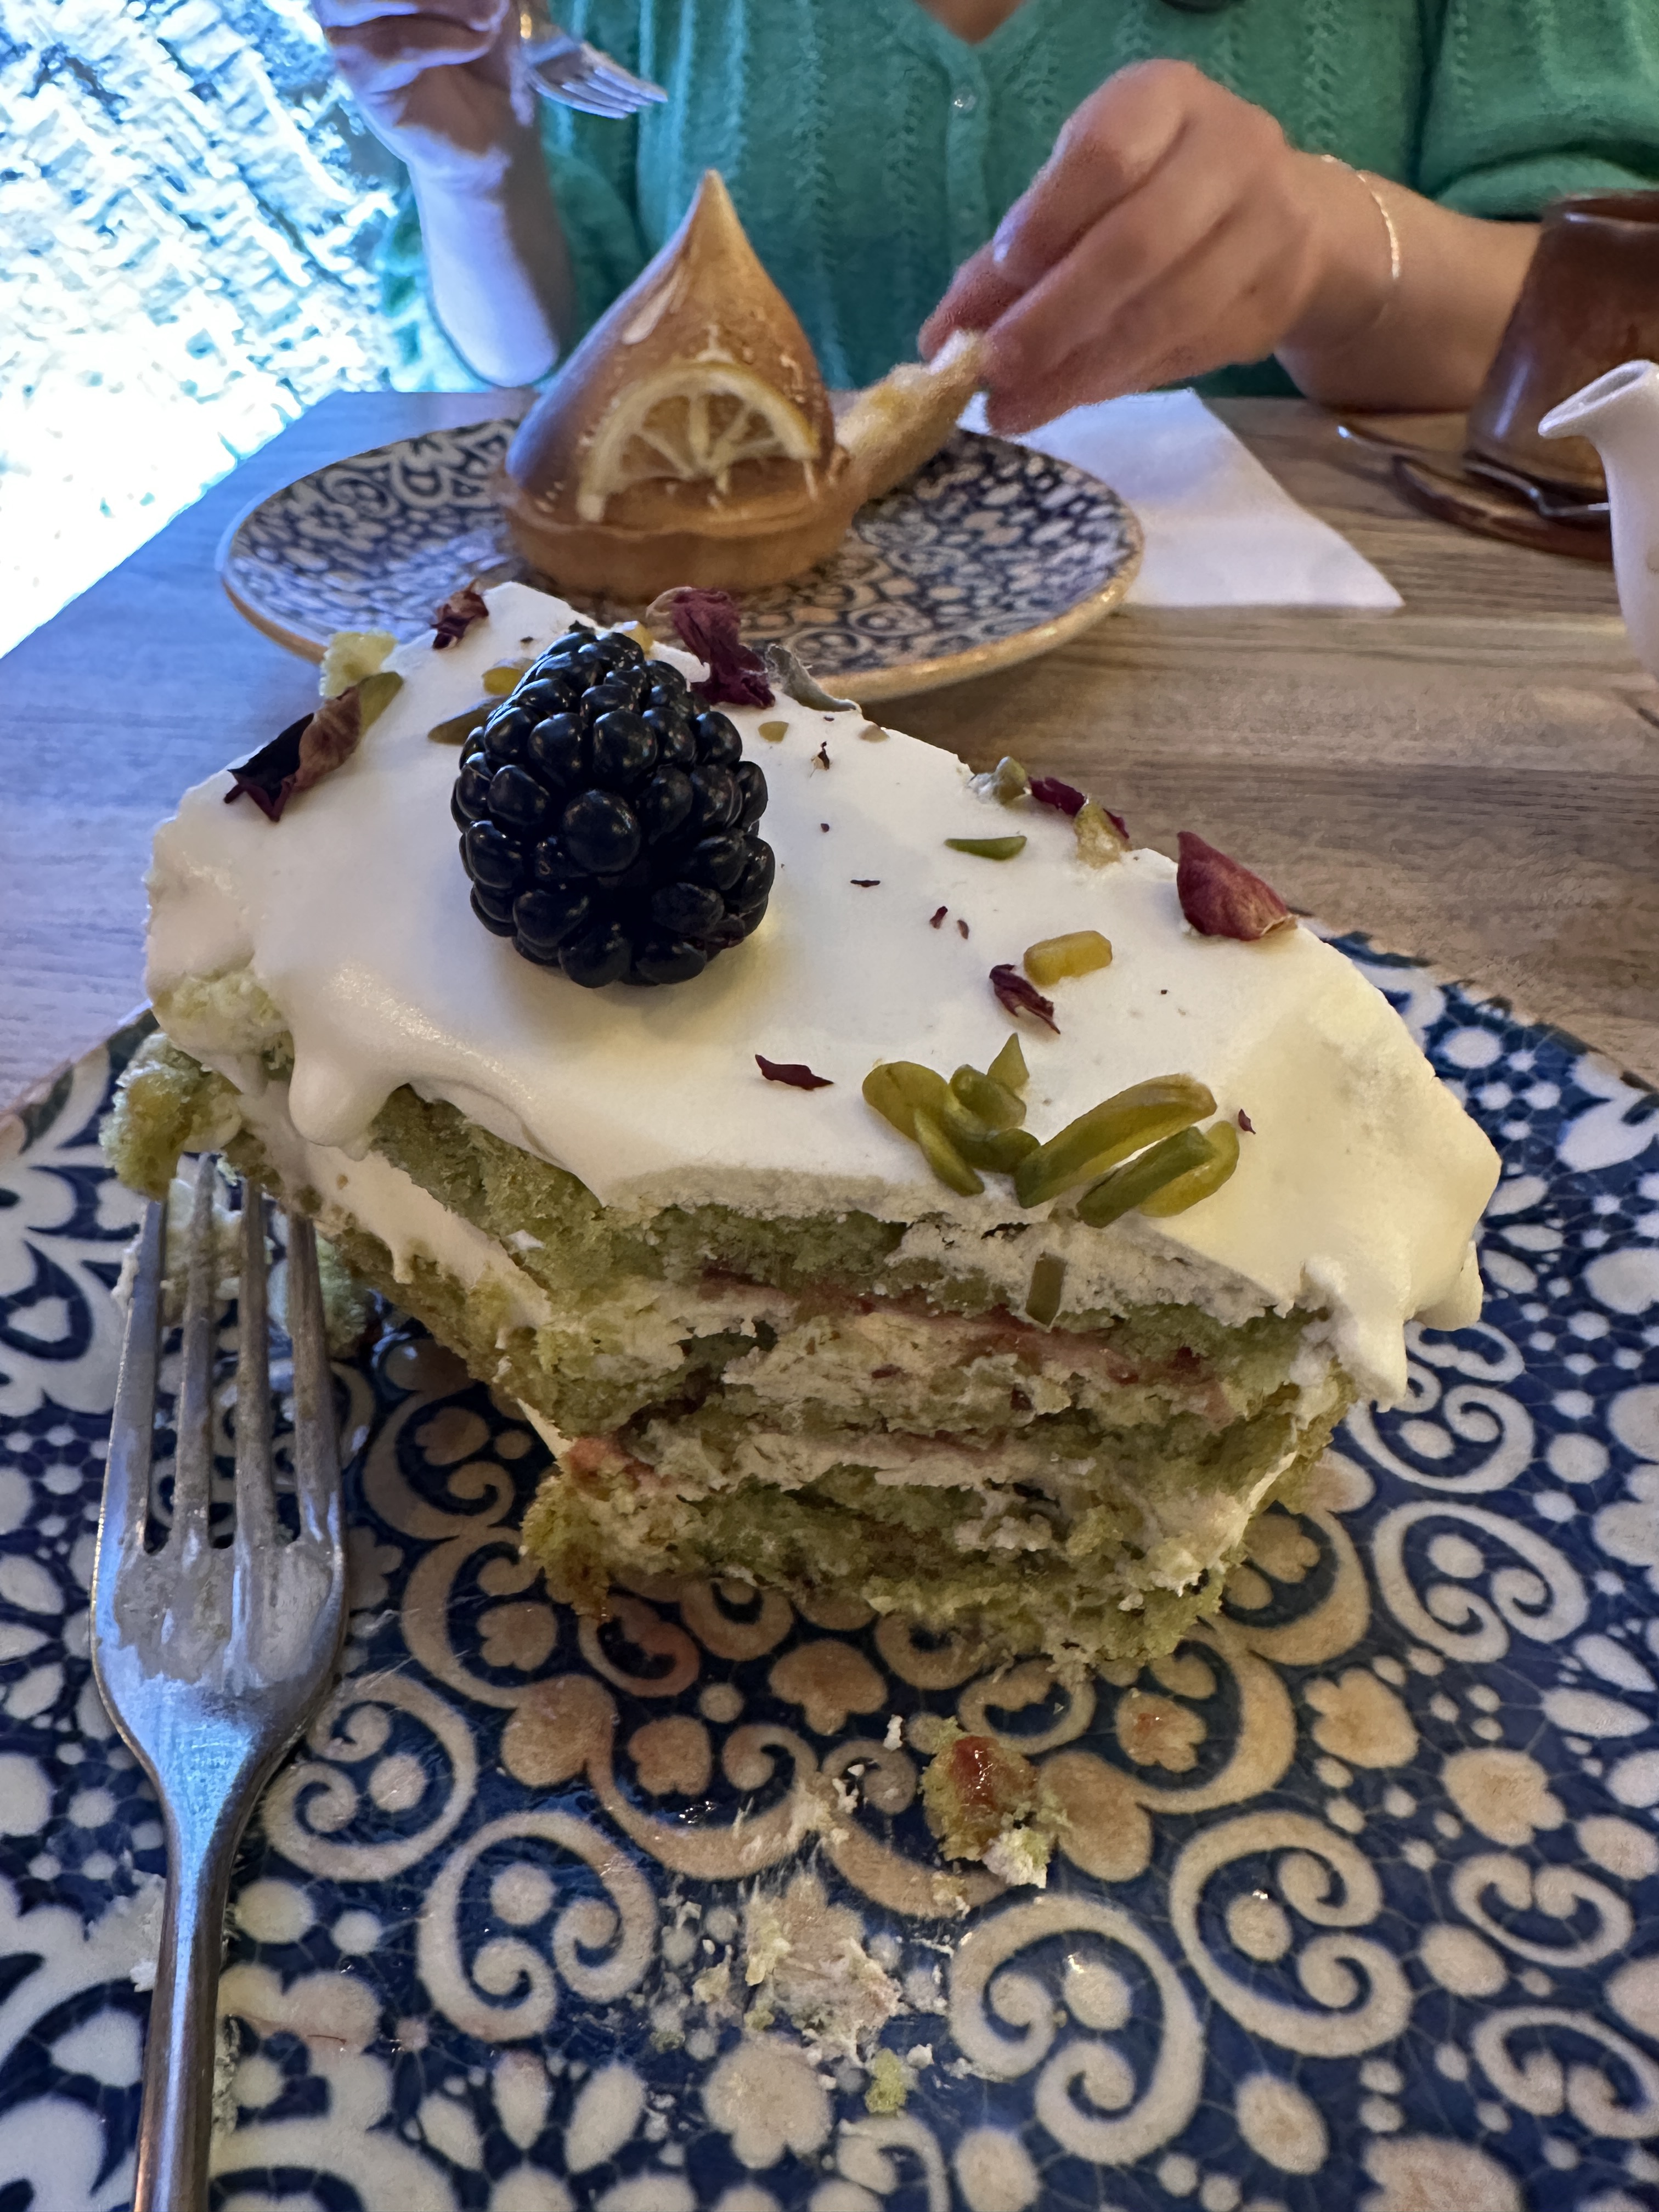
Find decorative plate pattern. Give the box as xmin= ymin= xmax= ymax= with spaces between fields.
xmin=4 ymin=952 xmax=1659 ymax=2212
xmin=216 ymin=424 xmax=1142 ymax=702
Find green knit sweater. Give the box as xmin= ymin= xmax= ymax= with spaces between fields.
xmin=383 ymin=0 xmax=1659 ymax=397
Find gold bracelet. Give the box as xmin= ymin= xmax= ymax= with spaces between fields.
xmin=1319 ymin=152 xmax=1403 ymax=289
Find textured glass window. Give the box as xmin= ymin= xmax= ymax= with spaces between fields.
xmin=0 ymin=0 xmax=403 ymax=654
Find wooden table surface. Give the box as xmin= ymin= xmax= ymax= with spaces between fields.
xmin=2 ymin=391 xmax=1655 ymax=1112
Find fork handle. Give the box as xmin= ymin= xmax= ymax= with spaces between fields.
xmin=134 ymin=1803 xmax=245 ymax=2212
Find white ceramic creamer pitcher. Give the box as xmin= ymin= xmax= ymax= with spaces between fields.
xmin=1540 ymin=359 xmax=1659 ymax=680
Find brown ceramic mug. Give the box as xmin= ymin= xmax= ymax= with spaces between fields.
xmin=1465 ymin=189 xmax=1659 ymax=496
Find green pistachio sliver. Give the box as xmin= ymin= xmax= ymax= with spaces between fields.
xmin=951 ymin=1065 xmax=1026 ymax=1130
xmin=945 ymin=835 xmax=1028 ymax=861
xmin=1013 ymin=1075 xmax=1216 ymax=1209
xmin=988 ymin=1035 xmax=1029 ymax=1092
xmin=887 ymin=1062 xmax=952 ymax=1116
xmin=483 ymin=658 xmax=532 ymax=695
xmin=863 ymin=1060 xmax=950 ymax=1141
xmin=956 ymin=1125 xmax=1040 ymax=1173
xmin=428 ymin=702 xmax=492 ymax=745
xmin=758 ymin=719 xmax=790 ymax=742
xmin=356 ymin=669 xmax=403 ymax=731
xmin=913 ymin=1107 xmax=984 ymax=1197
xmin=968 ymin=755 xmax=1029 ymax=805
xmin=1076 ymin=1125 xmax=1217 ymax=1228
xmin=1025 ymin=930 xmax=1111 ymax=987
xmin=1025 ymin=1252 xmax=1066 ymax=1328
xmin=935 ymin=1088 xmax=997 ymax=1150
xmin=1075 ymin=799 xmax=1129 ymax=867
xmin=1140 ymin=1119 xmax=1242 ymax=1217
xmin=864 ymin=1065 xmax=916 ymax=1138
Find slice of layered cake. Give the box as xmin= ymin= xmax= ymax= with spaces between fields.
xmin=106 ymin=580 xmax=1498 ymax=1673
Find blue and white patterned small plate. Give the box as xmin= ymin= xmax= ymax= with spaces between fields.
xmin=217 ymin=424 xmax=1142 ymax=702
xmin=4 ymin=946 xmax=1659 ymax=2211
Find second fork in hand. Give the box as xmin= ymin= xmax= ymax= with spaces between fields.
xmin=517 ymin=1 xmax=667 ymax=116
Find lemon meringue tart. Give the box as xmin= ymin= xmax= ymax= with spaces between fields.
xmin=499 ymin=171 xmax=985 ymax=601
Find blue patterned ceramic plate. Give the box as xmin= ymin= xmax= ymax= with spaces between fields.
xmin=4 ymin=945 xmax=1659 ymax=2212
xmin=216 ymin=424 xmax=1142 ymax=703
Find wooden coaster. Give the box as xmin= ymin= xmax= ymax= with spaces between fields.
xmin=1392 ymin=453 xmax=1611 ymax=563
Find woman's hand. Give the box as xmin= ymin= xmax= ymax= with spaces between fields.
xmin=313 ymin=0 xmax=575 ymax=381
xmin=922 ymin=59 xmax=1395 ymax=431
xmin=311 ymin=0 xmax=532 ymax=190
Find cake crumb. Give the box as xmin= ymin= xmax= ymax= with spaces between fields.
xmin=865 ymin=2047 xmax=910 ymax=2114
xmin=740 ymin=1873 xmax=902 ymax=2060
xmin=692 ymin=1957 xmax=732 ymax=2007
xmin=920 ymin=1722 xmax=1064 ymax=1888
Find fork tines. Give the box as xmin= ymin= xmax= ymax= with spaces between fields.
xmin=521 ymin=25 xmax=667 ymax=116
xmin=99 ymin=1156 xmax=343 ymax=1665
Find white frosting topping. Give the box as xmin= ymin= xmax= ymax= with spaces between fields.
xmin=146 ymin=582 xmax=1497 ymax=1402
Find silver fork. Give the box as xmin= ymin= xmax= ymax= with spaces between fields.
xmin=518 ymin=0 xmax=667 ymax=116
xmin=93 ymin=1159 xmax=347 ymax=2212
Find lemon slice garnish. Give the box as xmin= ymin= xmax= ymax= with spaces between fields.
xmin=577 ymin=363 xmax=820 ymax=522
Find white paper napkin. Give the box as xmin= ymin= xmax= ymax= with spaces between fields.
xmin=964 ymin=389 xmax=1402 ymax=611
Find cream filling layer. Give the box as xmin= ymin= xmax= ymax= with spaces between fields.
xmin=521 ymin=1401 xmax=1328 ymax=1600
xmin=147 ymin=580 xmax=1499 ymax=1404
xmin=239 ymin=1076 xmax=1315 ymax=1441
xmin=236 ymin=1084 xmax=554 ymax=1346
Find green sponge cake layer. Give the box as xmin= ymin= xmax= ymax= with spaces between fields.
xmin=108 ymin=1029 xmax=1348 ymax=1669
xmin=115 ymin=580 xmax=1498 ymax=1672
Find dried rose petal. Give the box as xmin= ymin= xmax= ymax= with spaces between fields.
xmin=297 ymin=686 xmax=365 ymax=782
xmin=814 ymin=742 xmax=831 ymax=771
xmin=226 ymin=684 xmax=366 ymax=821
xmin=929 ymin=906 xmax=947 ymax=929
xmin=432 ymin=582 xmax=489 ymax=648
xmin=1028 ymin=775 xmax=1086 ymax=817
xmin=646 ymin=586 xmax=774 ymax=708
xmin=1238 ymin=1109 xmax=1255 ymax=1133
xmin=957 ymin=918 xmax=970 ymax=940
xmin=756 ymin=1054 xmax=832 ymax=1091
xmin=1177 ymin=832 xmax=1293 ymax=941
xmin=851 ymin=878 xmax=881 ymax=887
xmin=990 ymin=963 xmax=1058 ymax=1033
xmin=225 ymin=713 xmax=311 ymax=820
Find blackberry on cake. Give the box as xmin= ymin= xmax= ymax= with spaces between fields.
xmin=106 ymin=581 xmax=1500 ymax=1676
xmin=450 ymin=623 xmax=772 ymax=990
